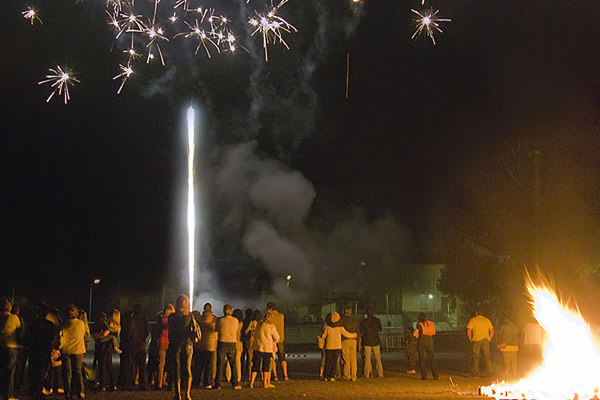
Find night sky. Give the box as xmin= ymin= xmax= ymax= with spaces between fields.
xmin=3 ymin=0 xmax=600 ymax=303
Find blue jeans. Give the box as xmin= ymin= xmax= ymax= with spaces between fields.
xmin=216 ymin=342 xmax=238 ymax=387
xmin=62 ymin=354 xmax=84 ymax=397
xmin=0 ymin=347 xmax=18 ymax=399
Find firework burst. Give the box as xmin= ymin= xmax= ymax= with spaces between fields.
xmin=411 ymin=8 xmax=451 ymax=45
xmin=38 ymin=65 xmax=80 ymax=104
xmin=26 ymin=0 xmax=299 ymax=102
xmin=113 ymin=63 xmax=134 ymax=94
xmin=248 ymin=0 xmax=297 ymax=60
xmin=22 ymin=7 xmax=42 ymax=25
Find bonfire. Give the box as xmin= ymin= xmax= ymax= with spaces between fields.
xmin=480 ymin=277 xmax=600 ymax=400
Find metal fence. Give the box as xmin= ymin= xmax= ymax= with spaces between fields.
xmin=382 ymin=331 xmax=468 ymax=352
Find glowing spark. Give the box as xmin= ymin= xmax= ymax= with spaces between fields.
xmin=113 ymin=63 xmax=133 ymax=94
xmin=38 ymin=65 xmax=80 ymax=104
xmin=174 ymin=0 xmax=188 ymax=10
xmin=146 ymin=25 xmax=169 ymax=65
xmin=29 ymin=0 xmax=296 ymax=102
xmin=186 ymin=106 xmax=196 ymax=308
xmin=106 ymin=0 xmax=123 ymax=14
xmin=248 ymin=0 xmax=297 ymax=60
xmin=22 ymin=7 xmax=42 ymax=25
xmin=175 ymin=19 xmax=220 ymax=57
xmin=107 ymin=10 xmax=121 ymax=30
xmin=411 ymin=8 xmax=451 ymax=45
xmin=115 ymin=10 xmax=146 ymax=38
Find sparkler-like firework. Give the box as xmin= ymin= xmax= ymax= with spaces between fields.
xmin=411 ymin=8 xmax=451 ymax=45
xmin=187 ymin=106 xmax=196 ymax=308
xmin=248 ymin=0 xmax=297 ymax=61
xmin=25 ymin=0 xmax=299 ymax=99
xmin=38 ymin=65 xmax=80 ymax=104
xmin=113 ymin=63 xmax=134 ymax=94
xmin=22 ymin=7 xmax=42 ymax=25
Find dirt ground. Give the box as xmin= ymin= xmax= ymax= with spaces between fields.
xmin=35 ymin=351 xmax=497 ymax=400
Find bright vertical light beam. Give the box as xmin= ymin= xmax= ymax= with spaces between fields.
xmin=187 ymin=105 xmax=196 ymax=310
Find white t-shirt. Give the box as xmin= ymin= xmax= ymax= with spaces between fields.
xmin=61 ymin=318 xmax=87 ymax=355
xmin=524 ymin=322 xmax=543 ymax=345
xmin=254 ymin=322 xmax=280 ymax=353
xmin=216 ymin=315 xmax=239 ymax=344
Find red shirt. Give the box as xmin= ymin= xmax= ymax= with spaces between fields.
xmin=160 ymin=316 xmax=169 ymax=349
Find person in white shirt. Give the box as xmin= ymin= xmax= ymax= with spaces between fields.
xmin=60 ymin=304 xmax=87 ymax=400
xmin=523 ymin=317 xmax=544 ymax=374
xmin=249 ymin=312 xmax=280 ymax=389
xmin=215 ymin=304 xmax=241 ymax=389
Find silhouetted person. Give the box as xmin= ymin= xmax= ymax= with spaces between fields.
xmin=0 ymin=297 xmax=21 ymax=400
xmin=339 ymin=306 xmax=359 ymax=381
xmin=497 ymin=316 xmax=519 ymax=380
xmin=415 ymin=312 xmax=438 ymax=380
xmin=360 ymin=306 xmax=384 ymax=378
xmin=150 ymin=304 xmax=174 ymax=390
xmin=23 ymin=304 xmax=55 ymax=400
xmin=240 ymin=308 xmax=254 ymax=381
xmin=129 ymin=304 xmax=149 ymax=390
xmin=92 ymin=312 xmax=119 ymax=391
xmin=168 ymin=294 xmax=194 ymax=400
xmin=118 ymin=309 xmax=134 ymax=388
xmin=194 ymin=303 xmax=217 ymax=389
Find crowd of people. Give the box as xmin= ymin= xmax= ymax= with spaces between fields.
xmin=0 ymin=293 xmax=547 ymax=400
xmin=465 ymin=309 xmax=544 ymax=379
xmin=0 ymin=295 xmax=293 ymax=400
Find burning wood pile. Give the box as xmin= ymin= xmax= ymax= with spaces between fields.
xmin=479 ymin=277 xmax=600 ymax=400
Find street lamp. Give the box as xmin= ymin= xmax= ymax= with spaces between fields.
xmin=428 ymin=294 xmax=434 ymax=320
xmin=286 ymin=275 xmax=292 ymax=288
xmin=89 ymin=278 xmax=101 ymax=321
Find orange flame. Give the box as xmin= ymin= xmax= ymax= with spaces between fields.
xmin=480 ymin=276 xmax=600 ymax=400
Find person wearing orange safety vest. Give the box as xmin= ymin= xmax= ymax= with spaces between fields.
xmin=414 ymin=312 xmax=439 ymax=380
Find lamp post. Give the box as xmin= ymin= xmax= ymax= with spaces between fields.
xmin=89 ymin=278 xmax=101 ymax=321
xmin=286 ymin=275 xmax=292 ymax=288
xmin=428 ymin=294 xmax=434 ymax=320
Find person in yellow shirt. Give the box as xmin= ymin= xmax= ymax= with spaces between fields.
xmin=266 ymin=302 xmax=288 ymax=381
xmin=466 ymin=308 xmax=494 ymax=377
xmin=0 ymin=297 xmax=21 ymax=400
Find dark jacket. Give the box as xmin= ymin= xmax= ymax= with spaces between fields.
xmin=338 ymin=314 xmax=359 ymax=340
xmin=360 ymin=316 xmax=382 ymax=346
xmin=168 ymin=313 xmax=193 ymax=349
xmin=129 ymin=313 xmax=149 ymax=353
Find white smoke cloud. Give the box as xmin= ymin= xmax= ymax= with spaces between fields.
xmin=243 ymin=220 xmax=313 ymax=283
xmin=249 ymin=169 xmax=316 ymax=228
